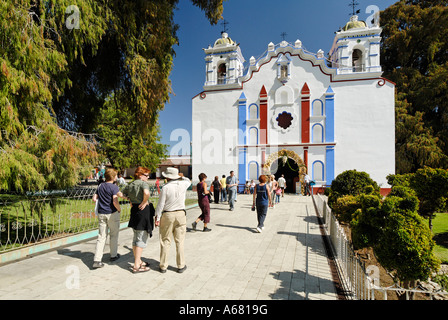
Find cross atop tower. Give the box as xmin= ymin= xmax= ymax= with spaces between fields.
xmin=348 ymin=0 xmax=360 ymax=16
xmin=280 ymin=32 xmax=287 ymax=41
xmin=221 ymin=19 xmax=229 ymax=34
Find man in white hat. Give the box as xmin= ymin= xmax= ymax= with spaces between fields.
xmin=155 ymin=167 xmax=191 ymax=273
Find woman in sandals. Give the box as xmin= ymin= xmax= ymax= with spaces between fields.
xmin=123 ymin=167 xmax=154 ymax=273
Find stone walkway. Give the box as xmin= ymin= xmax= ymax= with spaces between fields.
xmin=0 ymin=194 xmax=338 ymax=300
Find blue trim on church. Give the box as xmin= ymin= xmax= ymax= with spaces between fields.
xmin=238 ymin=93 xmax=247 ymax=185
xmin=325 ymin=86 xmax=335 ymax=143
xmin=325 ymin=146 xmax=335 ymax=185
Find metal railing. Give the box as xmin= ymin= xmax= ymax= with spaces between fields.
xmin=313 ymin=194 xmax=448 ymax=300
xmin=0 ymin=183 xmax=198 ymax=254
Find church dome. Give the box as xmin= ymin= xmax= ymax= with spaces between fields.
xmin=214 ymin=32 xmax=236 ymax=47
xmin=342 ymin=15 xmax=367 ymax=31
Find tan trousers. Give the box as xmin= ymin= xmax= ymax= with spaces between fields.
xmin=159 ymin=210 xmax=186 ymax=270
xmin=94 ymin=211 xmax=120 ymax=262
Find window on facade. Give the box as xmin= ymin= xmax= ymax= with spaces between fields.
xmin=313 ymin=161 xmax=324 ymax=181
xmin=312 ymin=100 xmax=323 ymax=116
xmin=249 ymin=162 xmax=258 ymax=180
xmin=312 ymin=124 xmax=323 ymax=143
xmin=249 ymin=104 xmax=258 ymax=119
xmin=276 ymin=112 xmax=294 ymax=130
xmin=218 ymin=63 xmax=226 ymax=84
xmin=249 ymin=127 xmax=258 ymax=145
xmin=352 ymin=49 xmax=363 ymax=72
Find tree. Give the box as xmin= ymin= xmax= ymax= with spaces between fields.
xmin=381 ymin=0 xmax=448 ymax=173
xmin=0 ymin=0 xmax=224 ymax=191
xmin=96 ymin=93 xmax=168 ymax=172
xmin=387 ymin=167 xmax=448 ymax=230
xmin=0 ymin=0 xmax=99 ymax=192
xmin=409 ymin=167 xmax=448 ymax=230
xmin=349 ymin=183 xmax=440 ymax=292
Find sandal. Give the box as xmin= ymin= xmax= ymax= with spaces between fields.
xmin=132 ymin=262 xmax=150 ymax=273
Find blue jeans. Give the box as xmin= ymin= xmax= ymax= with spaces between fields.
xmin=221 ymin=188 xmax=227 ymax=202
xmin=256 ymin=204 xmax=268 ymax=228
xmin=228 ymin=188 xmax=236 ymax=209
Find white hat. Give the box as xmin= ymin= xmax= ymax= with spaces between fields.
xmin=162 ymin=167 xmax=181 ymax=180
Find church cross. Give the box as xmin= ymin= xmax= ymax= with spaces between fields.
xmin=280 ymin=32 xmax=287 ymax=41
xmin=348 ymin=0 xmax=360 ymax=16
xmin=221 ymin=19 xmax=229 ymax=33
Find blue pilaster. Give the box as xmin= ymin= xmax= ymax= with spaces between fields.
xmin=325 ymin=86 xmax=335 ymax=143
xmin=326 ymin=146 xmax=335 ymax=185
xmin=238 ymin=92 xmax=247 ymax=189
xmin=238 ymin=147 xmax=247 ymax=191
xmin=238 ymin=92 xmax=247 ymax=145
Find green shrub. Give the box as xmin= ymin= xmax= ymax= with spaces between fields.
xmin=332 ymin=195 xmax=361 ymax=223
xmin=328 ymin=170 xmax=380 ymax=208
xmin=376 ymin=211 xmax=440 ymax=282
xmin=350 ymin=194 xmax=384 ymax=249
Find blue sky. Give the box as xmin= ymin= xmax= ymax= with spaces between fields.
xmin=158 ymin=0 xmax=398 ymax=155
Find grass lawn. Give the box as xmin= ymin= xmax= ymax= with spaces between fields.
xmin=432 ymin=212 xmax=448 ymax=264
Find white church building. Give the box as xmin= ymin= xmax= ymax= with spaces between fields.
xmin=191 ymin=16 xmax=395 ymax=194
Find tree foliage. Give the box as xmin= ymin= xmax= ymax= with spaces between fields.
xmin=387 ymin=167 xmax=448 ymax=229
xmin=0 ymin=0 xmax=224 ymax=192
xmin=327 ymin=169 xmax=380 ymax=208
xmin=381 ymin=0 xmax=448 ymax=173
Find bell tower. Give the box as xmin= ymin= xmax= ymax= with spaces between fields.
xmin=329 ymin=15 xmax=382 ymax=74
xmin=203 ymin=32 xmax=245 ymax=88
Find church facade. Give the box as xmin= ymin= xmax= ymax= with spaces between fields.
xmin=192 ymin=16 xmax=395 ymax=193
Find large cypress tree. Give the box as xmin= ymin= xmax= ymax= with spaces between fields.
xmin=381 ymin=0 xmax=448 ymax=173
xmin=0 ymin=0 xmax=224 ymax=191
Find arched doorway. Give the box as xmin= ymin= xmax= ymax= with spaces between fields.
xmin=271 ymin=158 xmax=299 ymax=194
xmin=262 ymin=149 xmax=307 ymax=194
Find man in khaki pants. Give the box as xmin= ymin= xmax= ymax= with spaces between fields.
xmin=155 ymin=167 xmax=191 ymax=273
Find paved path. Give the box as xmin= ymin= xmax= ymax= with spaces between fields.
xmin=0 ymin=194 xmax=338 ymax=300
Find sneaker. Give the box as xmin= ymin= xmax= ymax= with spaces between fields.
xmin=92 ymin=261 xmax=104 ymax=269
xmin=203 ymin=227 xmax=212 ymax=232
xmin=110 ymin=254 xmax=121 ymax=262
xmin=192 ymin=222 xmax=197 ymax=231
xmin=256 ymin=227 xmax=262 ymax=233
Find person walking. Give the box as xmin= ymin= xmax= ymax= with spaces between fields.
xmin=155 ymin=167 xmax=191 ymax=273
xmin=192 ymin=173 xmax=212 ymax=232
xmin=278 ymin=174 xmax=286 ymax=197
xmin=92 ymin=168 xmax=124 ymax=269
xmin=304 ymin=173 xmax=311 ymax=196
xmin=219 ymin=174 xmax=227 ymax=203
xmin=252 ymin=175 xmax=272 ymax=233
xmin=250 ymin=180 xmax=255 ymax=194
xmin=122 ymin=167 xmax=153 ymax=273
xmin=269 ymin=175 xmax=278 ymax=208
xmin=226 ymin=171 xmax=238 ymax=211
xmin=212 ymin=176 xmax=221 ymax=204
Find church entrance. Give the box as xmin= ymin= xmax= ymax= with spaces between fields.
xmin=271 ymin=158 xmax=300 ymax=194
xmin=262 ymin=149 xmax=307 ymax=194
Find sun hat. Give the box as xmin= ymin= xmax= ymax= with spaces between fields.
xmin=162 ymin=167 xmax=181 ymax=180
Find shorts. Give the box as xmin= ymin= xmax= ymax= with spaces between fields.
xmin=132 ymin=229 xmax=149 ymax=248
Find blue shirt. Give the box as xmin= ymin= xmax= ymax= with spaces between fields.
xmin=226 ymin=175 xmax=238 ymax=190
xmin=256 ymin=184 xmax=269 ymax=206
xmin=96 ymin=182 xmax=119 ymax=214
